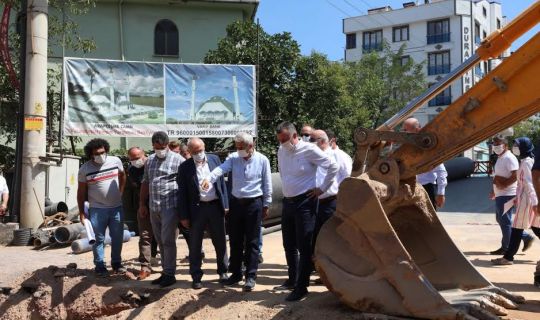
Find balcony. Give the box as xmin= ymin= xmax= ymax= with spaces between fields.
xmin=428 ymin=95 xmax=452 ymax=107
xmin=362 ymin=43 xmax=383 ymax=53
xmin=428 ymin=64 xmax=451 ymax=75
xmin=427 ymin=32 xmax=450 ymax=44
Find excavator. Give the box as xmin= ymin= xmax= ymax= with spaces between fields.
xmin=314 ymin=1 xmax=540 ymax=319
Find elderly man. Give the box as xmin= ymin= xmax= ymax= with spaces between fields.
xmin=276 ymin=121 xmax=338 ymax=301
xmin=178 ymin=138 xmax=229 ymax=290
xmin=77 ymin=138 xmax=126 ymax=277
xmin=202 ymin=132 xmax=272 ymax=292
xmin=0 ymin=174 xmax=9 ymax=219
xmin=326 ymin=129 xmax=353 ymax=183
xmin=139 ymin=132 xmax=185 ymax=287
xmin=402 ymin=118 xmax=448 ymax=209
xmin=490 ymin=135 xmax=534 ymax=255
xmin=310 ymin=130 xmax=349 ymax=253
xmin=125 ymin=147 xmax=157 ymax=280
xmin=300 ymin=124 xmax=313 ymax=142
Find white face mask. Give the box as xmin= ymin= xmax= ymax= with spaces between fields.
xmin=94 ymin=154 xmax=107 ymax=165
xmin=493 ymin=145 xmax=505 ymax=155
xmin=281 ymin=138 xmax=296 ymax=152
xmin=237 ymin=149 xmax=249 ymax=158
xmin=155 ymin=148 xmax=168 ymax=159
xmin=130 ymin=158 xmax=145 ymax=168
xmin=512 ymin=146 xmax=520 ymax=157
xmin=192 ymin=151 xmax=206 ymax=163
xmin=301 ymin=136 xmax=310 ymax=142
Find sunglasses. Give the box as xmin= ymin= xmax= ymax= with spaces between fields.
xmin=301 ymin=133 xmax=311 ymax=137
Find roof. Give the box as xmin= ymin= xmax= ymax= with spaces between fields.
xmin=197 ymin=96 xmax=235 ymax=113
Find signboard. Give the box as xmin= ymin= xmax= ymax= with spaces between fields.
xmin=24 ymin=117 xmax=44 ymax=131
xmin=461 ymin=15 xmax=473 ymax=93
xmin=63 ymin=58 xmax=256 ymax=137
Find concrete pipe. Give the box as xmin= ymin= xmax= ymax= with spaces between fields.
xmin=71 ymin=230 xmax=131 ymax=254
xmin=54 ymin=223 xmax=85 ymax=244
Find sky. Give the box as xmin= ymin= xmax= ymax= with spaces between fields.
xmin=256 ymin=0 xmax=540 ymax=61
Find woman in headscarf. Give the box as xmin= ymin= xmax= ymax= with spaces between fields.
xmin=492 ymin=137 xmax=540 ymax=265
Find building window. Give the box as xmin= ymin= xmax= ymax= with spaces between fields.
xmin=497 ymin=18 xmax=501 ymax=29
xmin=483 ymin=7 xmax=487 ymax=17
xmin=400 ymin=55 xmax=411 ymax=66
xmin=475 ymin=22 xmax=481 ymax=44
xmin=362 ymin=30 xmax=383 ymax=52
xmin=393 ymin=25 xmax=409 ymax=42
xmin=483 ymin=30 xmax=487 ymax=39
xmin=154 ymin=19 xmax=179 ymax=56
xmin=429 ymin=85 xmax=451 ymax=107
xmin=427 ymin=19 xmax=450 ymax=44
xmin=428 ymin=51 xmax=450 ymax=75
xmin=346 ymin=33 xmax=357 ymax=49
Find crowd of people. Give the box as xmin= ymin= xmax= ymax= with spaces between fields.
xmin=76 ymin=121 xmax=353 ymax=301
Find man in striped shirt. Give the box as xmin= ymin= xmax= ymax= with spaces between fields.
xmin=77 ymin=138 xmax=126 ymax=277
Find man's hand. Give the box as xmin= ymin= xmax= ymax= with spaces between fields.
xmin=200 ymin=179 xmax=210 ymax=191
xmin=138 ymin=205 xmax=149 ymax=218
xmin=262 ymin=207 xmax=269 ymax=220
xmin=180 ymin=219 xmax=190 ymax=229
xmin=0 ymin=204 xmax=6 ymax=216
xmin=307 ymin=188 xmax=323 ymax=199
xmin=79 ymin=212 xmax=86 ymax=226
xmin=224 ymin=208 xmax=229 ymax=216
xmin=436 ymin=195 xmax=445 ymax=208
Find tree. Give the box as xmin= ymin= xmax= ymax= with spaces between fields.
xmin=511 ymin=118 xmax=540 ymax=147
xmin=0 ymin=0 xmax=96 ymax=170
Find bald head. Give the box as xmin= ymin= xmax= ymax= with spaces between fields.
xmin=127 ymin=147 xmax=145 ymax=161
xmin=403 ymin=118 xmax=421 ymax=133
xmin=187 ymin=137 xmax=205 ymax=155
xmin=311 ymin=129 xmax=329 ymax=151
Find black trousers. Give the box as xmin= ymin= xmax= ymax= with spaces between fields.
xmin=422 ymin=183 xmax=436 ymax=207
xmin=312 ymin=197 xmax=337 ymax=256
xmin=282 ymin=193 xmax=317 ymax=289
xmin=504 ymin=227 xmax=540 ymax=261
xmin=228 ymin=196 xmax=263 ymax=279
xmin=189 ymin=201 xmax=229 ymax=281
xmin=178 ymin=225 xmax=204 ymax=255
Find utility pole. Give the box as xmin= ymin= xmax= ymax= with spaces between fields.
xmin=20 ymin=0 xmax=48 ymax=229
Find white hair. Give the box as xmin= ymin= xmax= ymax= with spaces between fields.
xmin=234 ymin=132 xmax=254 ymax=146
xmin=319 ymin=132 xmax=329 ymax=143
xmin=187 ymin=137 xmax=205 ymax=148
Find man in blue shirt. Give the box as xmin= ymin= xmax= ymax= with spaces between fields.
xmin=202 ymin=132 xmax=272 ymax=291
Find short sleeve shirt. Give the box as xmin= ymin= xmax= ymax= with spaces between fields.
xmin=0 ymin=176 xmax=8 ymax=196
xmin=493 ymin=151 xmax=519 ymax=197
xmin=78 ymin=156 xmax=124 ymax=208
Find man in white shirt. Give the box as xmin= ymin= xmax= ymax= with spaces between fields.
xmin=300 ymin=124 xmax=313 ymax=142
xmin=490 ymin=136 xmax=534 ymax=255
xmin=403 ymin=118 xmax=448 ymax=208
xmin=275 ymin=122 xmax=338 ymax=302
xmin=326 ymin=129 xmax=353 ymax=183
xmin=0 ymin=175 xmax=9 ymax=217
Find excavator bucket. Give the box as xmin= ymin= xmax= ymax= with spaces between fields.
xmin=314 ymin=174 xmax=524 ymax=320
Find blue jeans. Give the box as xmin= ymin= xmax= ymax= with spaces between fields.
xmin=89 ymin=206 xmax=124 ymax=270
xmin=495 ymin=196 xmax=531 ymax=250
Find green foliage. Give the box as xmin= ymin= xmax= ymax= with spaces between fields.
xmin=511 ymin=118 xmax=540 ymax=147
xmin=205 ymin=22 xmax=426 ymax=161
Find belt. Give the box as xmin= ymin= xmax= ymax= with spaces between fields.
xmin=233 ymin=196 xmax=262 ymax=205
xmin=319 ymin=195 xmax=337 ymax=204
xmin=199 ymin=199 xmax=219 ymax=205
xmin=284 ymin=191 xmax=311 ymax=202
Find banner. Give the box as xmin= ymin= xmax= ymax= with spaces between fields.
xmin=63 ymin=58 xmax=256 ymax=137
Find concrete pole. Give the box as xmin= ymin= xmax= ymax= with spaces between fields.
xmin=20 ymin=0 xmax=48 ymax=229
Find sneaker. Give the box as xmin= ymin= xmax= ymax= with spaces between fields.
xmin=243 ymin=278 xmax=256 ymax=292
xmin=218 ymin=273 xmax=229 ymax=284
xmin=159 ymin=274 xmax=177 ymax=288
xmin=522 ymin=237 xmax=535 ymax=252
xmin=273 ymin=280 xmax=295 ymax=291
xmin=223 ymin=274 xmax=242 ymax=286
xmin=490 ymin=248 xmax=506 ymax=255
xmin=491 ymin=257 xmax=513 ymax=265
xmin=285 ymin=287 xmax=308 ymax=301
xmin=192 ymin=281 xmax=203 ymax=290
xmin=151 ymin=275 xmax=164 ymax=285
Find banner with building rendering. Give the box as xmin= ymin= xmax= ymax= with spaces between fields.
xmin=63 ymin=58 xmax=256 ymax=137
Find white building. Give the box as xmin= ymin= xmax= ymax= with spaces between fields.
xmin=343 ymin=0 xmax=508 ymax=160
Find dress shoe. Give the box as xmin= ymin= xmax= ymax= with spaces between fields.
xmin=218 ymin=273 xmax=229 ymax=283
xmin=273 ymin=280 xmax=295 ymax=291
xmin=285 ymin=287 xmax=308 ymax=301
xmin=137 ymin=269 xmax=151 ymax=280
xmin=490 ymin=247 xmax=506 ymax=255
xmin=523 ymin=237 xmax=535 ymax=252
xmin=151 ymin=275 xmax=164 ymax=285
xmin=243 ymin=278 xmax=256 ymax=292
xmin=192 ymin=281 xmax=203 ymax=289
xmin=223 ymin=274 xmax=242 ymax=286
xmin=491 ymin=257 xmax=513 ymax=265
xmin=159 ymin=274 xmax=177 ymax=288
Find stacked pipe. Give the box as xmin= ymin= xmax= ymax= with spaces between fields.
xmin=71 ymin=230 xmax=131 ymax=254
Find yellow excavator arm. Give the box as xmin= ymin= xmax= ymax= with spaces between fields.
xmin=315 ymin=2 xmax=540 ymax=320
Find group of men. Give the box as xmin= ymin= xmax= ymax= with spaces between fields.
xmin=77 ymin=122 xmax=353 ymax=301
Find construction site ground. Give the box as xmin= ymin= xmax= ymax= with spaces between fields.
xmin=1 ymin=211 xmax=540 ymax=319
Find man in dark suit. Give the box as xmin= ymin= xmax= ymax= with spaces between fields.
xmin=177 ymin=137 xmax=229 ymax=289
